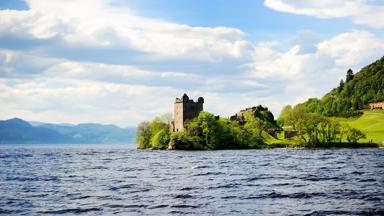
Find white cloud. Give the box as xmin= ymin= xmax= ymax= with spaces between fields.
xmin=264 ymin=0 xmax=384 ymax=28
xmin=248 ymin=30 xmax=384 ymax=79
xmin=0 ymin=49 xmax=196 ymax=84
xmin=0 ymin=0 xmax=251 ymax=60
xmin=317 ymin=30 xmax=384 ymax=66
xmin=0 ymin=49 xmax=59 ymax=77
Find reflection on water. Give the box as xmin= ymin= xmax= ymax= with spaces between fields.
xmin=0 ymin=144 xmax=383 ymax=215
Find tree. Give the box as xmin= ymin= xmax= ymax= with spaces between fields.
xmin=137 ymin=114 xmax=171 ymax=149
xmin=149 ymin=117 xmax=168 ymax=137
xmin=282 ymin=105 xmax=367 ymax=147
xmin=277 ymin=105 xmax=292 ymax=126
xmin=338 ymin=79 xmax=344 ymax=92
xmin=196 ymin=112 xmax=221 ymax=149
xmin=346 ymin=128 xmax=366 ymax=143
xmin=346 ymin=69 xmax=354 ymax=82
xmin=169 ymin=131 xmax=202 ymax=150
xmin=136 ymin=121 xmax=151 ymax=149
xmin=151 ymin=129 xmax=170 ymax=150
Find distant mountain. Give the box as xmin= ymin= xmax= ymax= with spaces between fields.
xmin=37 ymin=123 xmax=136 ymax=144
xmin=0 ymin=118 xmax=136 ymax=144
xmin=296 ymin=56 xmax=384 ymax=117
xmin=29 ymin=121 xmax=75 ymax=127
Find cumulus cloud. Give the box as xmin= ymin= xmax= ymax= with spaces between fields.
xmin=0 ymin=0 xmax=251 ymax=60
xmin=264 ymin=0 xmax=384 ymax=28
xmin=248 ymin=30 xmax=384 ymax=79
xmin=317 ymin=30 xmax=384 ymax=66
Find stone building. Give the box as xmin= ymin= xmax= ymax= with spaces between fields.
xmin=171 ymin=94 xmax=204 ymax=132
xmin=230 ymin=105 xmax=269 ymax=125
xmin=369 ymin=101 xmax=384 ymax=110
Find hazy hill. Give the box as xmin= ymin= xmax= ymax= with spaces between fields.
xmin=0 ymin=118 xmax=136 ymax=144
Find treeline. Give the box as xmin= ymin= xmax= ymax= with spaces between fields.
xmin=299 ymin=56 xmax=384 ymax=117
xmin=136 ymin=108 xmax=279 ymax=150
xmin=278 ymin=106 xmax=376 ymax=147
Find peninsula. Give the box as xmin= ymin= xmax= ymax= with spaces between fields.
xmin=136 ymin=56 xmax=384 ymax=150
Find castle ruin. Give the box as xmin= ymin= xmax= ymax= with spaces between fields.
xmin=171 ymin=94 xmax=204 ymax=132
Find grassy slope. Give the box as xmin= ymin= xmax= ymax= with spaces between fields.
xmin=264 ymin=131 xmax=298 ymax=147
xmin=265 ymin=110 xmax=384 ymax=146
xmin=344 ymin=110 xmax=384 ymax=144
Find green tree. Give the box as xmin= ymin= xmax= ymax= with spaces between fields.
xmin=346 ymin=128 xmax=366 ymax=143
xmin=136 ymin=121 xmax=151 ymax=149
xmin=169 ymin=132 xmax=202 ymax=150
xmin=151 ymin=129 xmax=170 ymax=150
xmin=277 ymin=105 xmax=292 ymax=127
xmin=196 ymin=112 xmax=221 ymax=149
xmin=149 ymin=117 xmax=168 ymax=137
xmin=338 ymin=79 xmax=344 ymax=92
xmin=282 ymin=105 xmax=366 ymax=147
xmin=346 ymin=69 xmax=354 ymax=82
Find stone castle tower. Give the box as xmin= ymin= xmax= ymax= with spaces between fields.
xmin=171 ymin=94 xmax=204 ymax=132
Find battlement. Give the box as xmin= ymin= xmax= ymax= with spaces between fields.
xmin=171 ymin=94 xmax=204 ymax=132
xmin=175 ymin=94 xmax=204 ymax=104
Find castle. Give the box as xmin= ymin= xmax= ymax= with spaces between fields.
xmin=171 ymin=94 xmax=204 ymax=132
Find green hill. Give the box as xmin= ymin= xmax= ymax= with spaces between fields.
xmin=277 ymin=56 xmax=384 ymax=146
xmin=298 ymin=56 xmax=384 ymax=117
xmin=271 ymin=110 xmax=384 ymax=146
xmin=343 ymin=110 xmax=384 ymax=144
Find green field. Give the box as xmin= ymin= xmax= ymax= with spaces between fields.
xmin=344 ymin=110 xmax=384 ymax=144
xmin=265 ymin=110 xmax=384 ymax=147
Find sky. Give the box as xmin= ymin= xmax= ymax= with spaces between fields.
xmin=1 ymin=0 xmax=384 ymax=127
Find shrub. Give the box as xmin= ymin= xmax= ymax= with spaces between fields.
xmin=136 ymin=121 xmax=152 ymax=149
xmin=151 ymin=129 xmax=170 ymax=150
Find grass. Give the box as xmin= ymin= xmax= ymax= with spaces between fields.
xmin=343 ymin=110 xmax=384 ymax=144
xmin=264 ymin=131 xmax=298 ymax=147
xmin=264 ymin=109 xmax=384 ymax=147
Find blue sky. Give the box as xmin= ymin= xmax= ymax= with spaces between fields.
xmin=0 ymin=0 xmax=384 ymax=126
xmin=123 ymin=0 xmax=352 ymax=36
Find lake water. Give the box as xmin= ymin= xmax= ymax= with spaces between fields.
xmin=0 ymin=145 xmax=383 ymax=215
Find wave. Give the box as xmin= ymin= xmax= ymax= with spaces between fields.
xmin=37 ymin=207 xmax=102 ymax=214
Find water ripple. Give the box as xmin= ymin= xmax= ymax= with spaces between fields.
xmin=0 ymin=145 xmax=383 ymax=215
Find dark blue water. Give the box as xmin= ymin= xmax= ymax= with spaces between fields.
xmin=0 ymin=145 xmax=383 ymax=215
